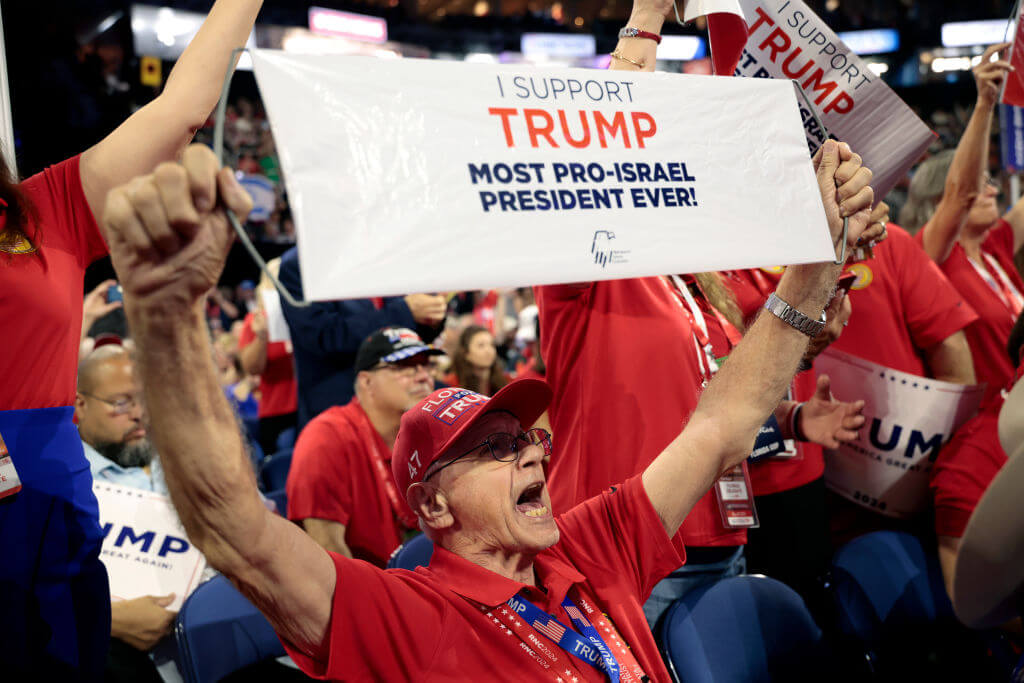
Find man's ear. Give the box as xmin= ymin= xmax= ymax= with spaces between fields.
xmin=408 ymin=482 xmax=454 ymax=532
xmin=74 ymin=392 xmax=88 ymax=420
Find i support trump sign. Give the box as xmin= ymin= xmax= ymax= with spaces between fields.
xmin=251 ymin=50 xmax=836 ymax=301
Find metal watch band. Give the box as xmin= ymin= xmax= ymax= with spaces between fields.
xmin=618 ymin=27 xmax=663 ymax=44
xmin=763 ymin=292 xmax=827 ymax=338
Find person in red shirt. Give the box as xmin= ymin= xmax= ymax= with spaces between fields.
xmin=287 ymin=327 xmax=440 ymax=566
xmin=0 ymin=1 xmax=263 ymax=676
xmin=102 ymin=125 xmax=874 ymax=680
xmin=930 ymin=393 xmax=1010 ymax=605
xmin=238 ymin=258 xmax=298 ymax=454
xmin=903 ymin=43 xmax=1024 ymax=401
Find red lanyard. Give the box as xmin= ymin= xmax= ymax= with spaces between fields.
xmin=664 ymin=275 xmax=741 ymax=382
xmin=357 ymin=407 xmax=419 ymax=530
xmin=471 ymin=588 xmax=649 ymax=683
xmin=969 ymin=252 xmax=1024 ymax=320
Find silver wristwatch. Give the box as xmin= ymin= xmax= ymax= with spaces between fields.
xmin=763 ymin=292 xmax=826 ymax=337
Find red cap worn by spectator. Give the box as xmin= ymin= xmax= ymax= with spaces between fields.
xmin=392 ymin=379 xmax=551 ymax=501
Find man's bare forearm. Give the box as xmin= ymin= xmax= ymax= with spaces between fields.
xmin=128 ymin=299 xmax=269 ymax=572
xmin=644 ymin=262 xmax=838 ymax=534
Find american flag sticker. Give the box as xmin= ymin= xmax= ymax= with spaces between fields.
xmin=533 ymin=618 xmax=566 ymax=642
xmin=564 ymin=605 xmax=585 ymax=622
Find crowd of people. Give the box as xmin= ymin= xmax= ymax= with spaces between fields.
xmin=5 ymin=0 xmax=1024 ymax=681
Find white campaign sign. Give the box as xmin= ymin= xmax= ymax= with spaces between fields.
xmin=250 ymin=50 xmax=835 ymax=301
xmin=95 ymin=481 xmax=207 ymax=611
xmin=816 ymin=349 xmax=985 ymax=519
xmin=261 ymin=288 xmax=291 ymax=343
xmin=736 ymin=0 xmax=934 ymax=198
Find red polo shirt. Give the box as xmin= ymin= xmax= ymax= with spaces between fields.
xmin=238 ymin=312 xmax=298 ymax=418
xmin=1 ymin=155 xmax=107 ymax=410
xmin=287 ymin=398 xmax=407 ymax=567
xmin=282 ymin=475 xmax=681 ymax=681
xmin=723 ymin=269 xmax=825 ymax=496
xmin=930 ymin=393 xmax=1008 ymax=538
xmin=536 ymin=277 xmax=746 ymax=548
xmin=835 ymin=224 xmax=977 ymax=375
xmin=917 ymin=220 xmax=1023 ymax=401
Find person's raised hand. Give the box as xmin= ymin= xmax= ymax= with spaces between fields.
xmin=626 ymin=0 xmax=674 ymax=35
xmin=110 ymin=594 xmax=177 ymax=651
xmin=974 ymin=42 xmax=1013 ymax=108
xmin=405 ymin=293 xmax=448 ymax=326
xmin=798 ymin=375 xmax=865 ymax=449
xmin=251 ymin=309 xmax=268 ymax=338
xmin=102 ymin=144 xmax=253 ymax=311
xmin=82 ymin=279 xmax=122 ymax=331
xmin=813 ymin=140 xmax=875 ymax=255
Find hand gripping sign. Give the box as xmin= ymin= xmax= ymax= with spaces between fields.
xmin=815 ymin=349 xmax=985 ymax=519
xmin=735 ymin=0 xmax=934 ymax=199
xmin=249 ymin=51 xmax=836 ymax=301
xmin=95 ymin=481 xmax=207 ymax=611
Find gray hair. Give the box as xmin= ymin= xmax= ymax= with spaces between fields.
xmin=899 ymin=150 xmax=955 ymax=234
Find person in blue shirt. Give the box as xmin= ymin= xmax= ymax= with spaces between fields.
xmin=76 ymin=345 xmax=174 ymax=681
xmin=278 ymin=246 xmax=447 ymax=428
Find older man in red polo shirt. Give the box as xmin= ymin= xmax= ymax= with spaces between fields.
xmin=104 ymin=125 xmax=874 ymax=682
xmin=287 ymin=326 xmax=440 ymax=565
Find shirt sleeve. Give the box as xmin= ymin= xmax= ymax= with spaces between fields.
xmin=893 ymin=228 xmax=979 ymax=350
xmin=22 ymin=155 xmax=108 ymax=266
xmin=280 ymin=554 xmax=444 ymax=681
xmin=286 ymin=417 xmax=354 ymax=526
xmin=554 ymin=475 xmax=683 ymax=603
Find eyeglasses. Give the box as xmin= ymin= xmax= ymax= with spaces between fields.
xmin=82 ymin=392 xmax=140 ymax=415
xmin=424 ymin=428 xmax=552 ymax=481
xmin=982 ymin=173 xmax=998 ymax=188
xmin=369 ymin=359 xmax=431 ymax=378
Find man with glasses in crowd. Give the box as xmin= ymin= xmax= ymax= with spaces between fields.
xmin=104 ymin=132 xmax=875 ymax=680
xmin=287 ymin=326 xmax=443 ymax=566
xmin=76 ymin=344 xmax=176 ymax=681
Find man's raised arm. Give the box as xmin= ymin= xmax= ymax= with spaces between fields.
xmin=103 ymin=145 xmax=335 ymax=660
xmin=643 ymin=140 xmax=879 ymax=535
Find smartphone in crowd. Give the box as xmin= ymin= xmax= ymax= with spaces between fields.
xmin=107 ymin=284 xmax=124 ymax=304
xmin=836 ymin=272 xmax=857 ymax=296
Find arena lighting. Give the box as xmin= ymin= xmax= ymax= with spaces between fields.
xmin=866 ymin=62 xmax=889 ymax=75
xmin=308 ymin=6 xmax=387 ymax=44
xmin=464 ymin=52 xmax=499 ymax=63
xmin=836 ymin=28 xmax=899 ymax=55
xmin=931 ymin=55 xmax=983 ymax=73
xmin=657 ymin=35 xmax=707 ymax=61
xmin=131 ymin=5 xmax=254 ymax=68
xmin=941 ymin=19 xmax=1015 ymax=47
xmin=520 ymin=33 xmax=596 ymax=59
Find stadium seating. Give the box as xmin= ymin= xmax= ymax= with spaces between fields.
xmin=659 ymin=575 xmax=828 ymax=682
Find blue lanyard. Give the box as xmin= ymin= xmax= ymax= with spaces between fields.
xmin=507 ymin=592 xmax=621 ymax=683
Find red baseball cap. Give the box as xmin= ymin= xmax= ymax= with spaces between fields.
xmin=392 ymin=379 xmax=552 ymax=500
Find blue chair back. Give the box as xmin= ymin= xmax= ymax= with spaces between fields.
xmin=260 ymin=449 xmax=292 ymax=491
xmin=175 ymin=575 xmax=285 ymax=683
xmin=387 ymin=533 xmax=434 ymax=570
xmin=660 ymin=575 xmax=827 ymax=682
xmin=276 ymin=426 xmax=298 ymax=452
xmin=830 ymin=531 xmax=953 ymax=648
xmin=265 ymin=488 xmax=287 ymax=516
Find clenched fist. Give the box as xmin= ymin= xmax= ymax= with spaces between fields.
xmin=103 ymin=144 xmax=253 ymax=311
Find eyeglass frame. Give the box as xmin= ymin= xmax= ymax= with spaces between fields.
xmin=365 ymin=357 xmax=433 ymax=378
xmin=423 ymin=428 xmax=553 ymax=482
xmin=80 ymin=392 xmax=141 ymax=415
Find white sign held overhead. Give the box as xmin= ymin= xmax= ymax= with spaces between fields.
xmin=95 ymin=481 xmax=207 ymax=612
xmin=736 ymin=0 xmax=934 ymax=198
xmin=251 ymin=50 xmax=836 ymax=301
xmin=0 ymin=5 xmax=15 ymax=175
xmin=816 ymin=349 xmax=985 ymax=519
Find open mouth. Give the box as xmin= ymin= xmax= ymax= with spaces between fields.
xmin=515 ymin=481 xmax=549 ymax=518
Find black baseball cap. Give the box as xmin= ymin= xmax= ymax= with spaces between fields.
xmin=354 ymin=326 xmax=444 ymax=373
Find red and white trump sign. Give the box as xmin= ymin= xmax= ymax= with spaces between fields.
xmin=735 ymin=0 xmax=934 ymax=199
xmin=251 ymin=50 xmax=836 ymax=301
